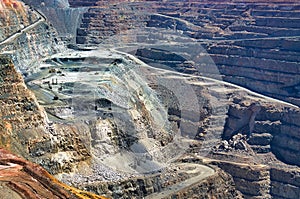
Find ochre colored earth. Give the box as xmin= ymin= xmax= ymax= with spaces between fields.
xmin=0 ymin=148 xmax=107 ymax=199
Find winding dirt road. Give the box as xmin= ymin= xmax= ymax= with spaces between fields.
xmin=145 ymin=163 xmax=215 ymax=199
xmin=0 ymin=8 xmax=45 ymax=47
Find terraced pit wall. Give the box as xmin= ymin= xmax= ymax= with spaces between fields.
xmin=224 ymin=102 xmax=300 ymax=167
xmin=216 ymin=161 xmax=300 ymax=199
xmin=71 ymin=0 xmax=300 ymax=107
xmin=222 ymin=101 xmax=300 ymax=198
xmin=0 ymin=56 xmax=47 ymax=157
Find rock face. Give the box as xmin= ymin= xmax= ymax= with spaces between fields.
xmin=0 ymin=56 xmax=91 ymax=174
xmin=67 ymin=0 xmax=300 ymax=170
xmin=0 ymin=148 xmax=105 ymax=199
xmin=214 ymin=161 xmax=271 ymax=198
xmin=24 ymin=47 xmax=300 ymax=199
xmin=75 ymin=3 xmax=148 ymax=44
xmin=87 ymin=170 xmax=243 ymax=199
xmin=0 ymin=42 xmax=242 ymax=199
xmin=159 ymin=169 xmax=243 ymax=199
xmin=270 ymin=167 xmax=300 ymax=199
xmin=0 ymin=1 xmax=300 ymax=199
xmin=71 ymin=0 xmax=300 ymax=107
xmin=0 ymin=2 xmax=92 ymax=175
xmin=22 ymin=0 xmax=87 ymax=44
xmin=62 ymin=1 xmax=300 ymax=197
xmin=147 ymin=0 xmax=300 ymax=106
xmin=211 ymin=96 xmax=300 ymax=199
xmin=223 ymin=100 xmax=300 ymax=167
xmin=0 ymin=56 xmax=48 ymax=157
xmin=0 ymin=1 xmax=63 ymax=74
xmin=212 ymin=159 xmax=300 ymax=199
xmin=0 ymin=0 xmax=95 ymax=174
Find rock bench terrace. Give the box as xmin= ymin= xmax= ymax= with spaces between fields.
xmin=0 ymin=0 xmax=299 ymax=199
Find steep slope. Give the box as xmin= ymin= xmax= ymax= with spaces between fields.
xmin=0 ymin=0 xmax=63 ymax=74
xmin=0 ymin=148 xmax=106 ymax=199
xmin=0 ymin=55 xmax=92 ymax=175
xmin=0 ymin=56 xmax=48 ymax=157
xmin=0 ymin=0 xmax=91 ymax=177
xmin=22 ymin=0 xmax=87 ymax=44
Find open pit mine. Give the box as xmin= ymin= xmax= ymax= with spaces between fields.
xmin=0 ymin=0 xmax=300 ymax=198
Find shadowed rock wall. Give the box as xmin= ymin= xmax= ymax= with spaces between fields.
xmin=223 ymin=100 xmax=300 ymax=167
xmin=216 ymin=161 xmax=300 ymax=199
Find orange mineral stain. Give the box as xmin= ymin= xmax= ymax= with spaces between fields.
xmin=0 ymin=0 xmax=26 ymax=23
xmin=0 ymin=0 xmax=25 ymax=14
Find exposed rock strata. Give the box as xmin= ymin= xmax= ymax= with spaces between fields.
xmin=0 ymin=56 xmax=48 ymax=157
xmin=0 ymin=55 xmax=92 ymax=175
xmin=0 ymin=148 xmax=106 ymax=199
xmin=0 ymin=1 xmax=299 ymax=199
xmin=205 ymin=157 xmax=300 ymax=199
xmin=22 ymin=0 xmax=87 ymax=44
xmin=72 ymin=0 xmax=300 ymax=107
xmin=159 ymin=169 xmax=243 ymax=199
xmin=75 ymin=164 xmax=242 ymax=199
xmin=0 ymin=1 xmax=63 ymax=74
xmin=224 ymin=99 xmax=300 ymax=167
xmin=26 ymin=48 xmax=300 ymax=199
xmin=212 ymin=96 xmax=300 ymax=198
